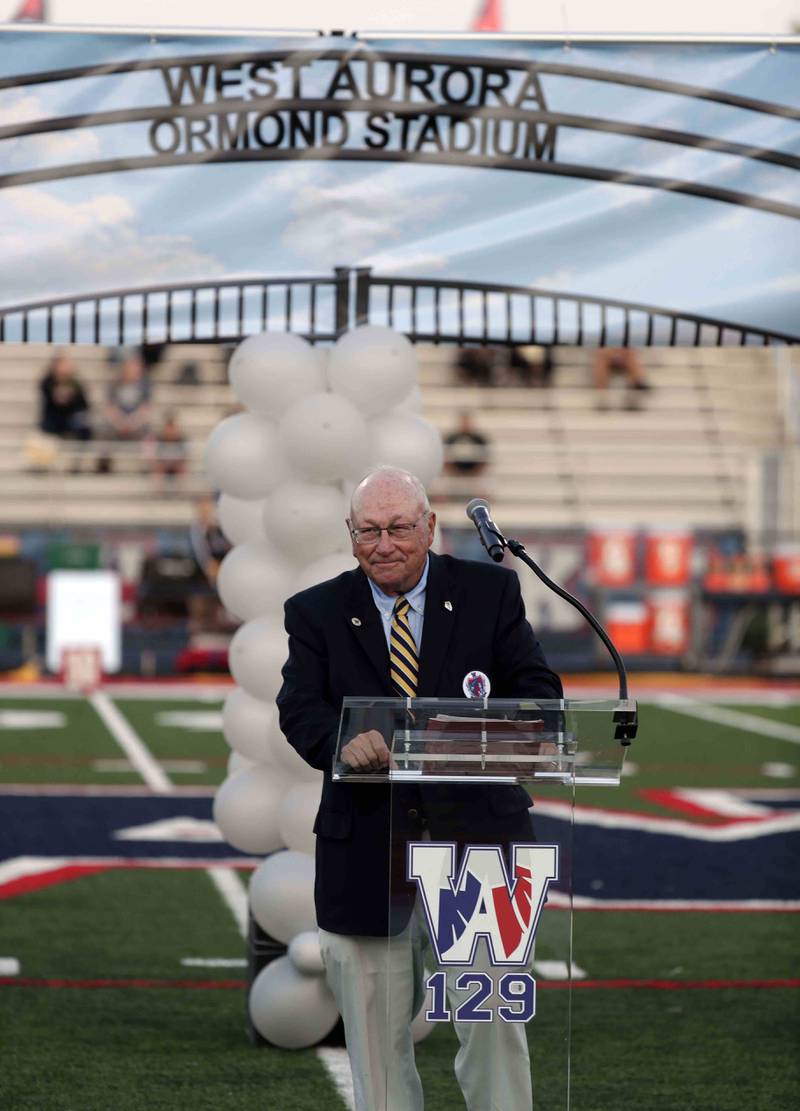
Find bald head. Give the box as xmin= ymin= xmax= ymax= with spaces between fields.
xmin=348 ymin=467 xmax=435 ymax=596
xmin=350 ymin=466 xmax=430 ymax=520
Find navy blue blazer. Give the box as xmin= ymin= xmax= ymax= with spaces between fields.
xmin=276 ymin=551 xmax=563 ymax=936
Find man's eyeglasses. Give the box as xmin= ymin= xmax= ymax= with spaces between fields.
xmin=348 ymin=513 xmax=429 ymax=546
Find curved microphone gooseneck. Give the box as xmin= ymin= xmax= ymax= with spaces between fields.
xmin=465 ymin=498 xmax=637 ymax=744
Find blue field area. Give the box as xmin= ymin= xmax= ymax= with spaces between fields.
xmin=2 ymin=790 xmax=798 ymax=903
xmin=0 ymin=792 xmax=236 ymax=860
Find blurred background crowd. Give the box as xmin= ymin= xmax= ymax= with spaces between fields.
xmin=1 ymin=338 xmax=798 ymax=681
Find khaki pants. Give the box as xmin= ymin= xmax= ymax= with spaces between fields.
xmin=320 ymin=912 xmax=533 ymax=1111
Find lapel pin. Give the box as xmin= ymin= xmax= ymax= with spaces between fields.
xmin=350 ymin=617 xmax=362 ymax=627
xmin=444 ymin=600 xmax=453 ymax=611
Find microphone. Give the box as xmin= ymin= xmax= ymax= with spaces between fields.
xmin=466 ymin=498 xmax=506 ymax=563
xmin=465 ymin=500 xmax=637 ymax=742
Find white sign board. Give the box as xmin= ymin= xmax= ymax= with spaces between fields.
xmin=46 ymin=570 xmax=121 ymax=673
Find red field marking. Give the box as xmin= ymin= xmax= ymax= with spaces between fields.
xmin=0 ymin=754 xmax=227 ymax=767
xmin=637 ymin=787 xmax=770 ymax=825
xmin=556 ymin=977 xmax=800 ymax=991
xmin=1 ymin=976 xmax=796 ymax=992
xmin=0 ymin=857 xmax=258 ymax=900
xmin=0 ymin=977 xmax=247 ymax=990
xmin=0 ymin=863 xmax=112 ymax=898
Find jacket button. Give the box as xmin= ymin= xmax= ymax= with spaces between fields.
xmin=408 ymin=808 xmax=419 ymax=819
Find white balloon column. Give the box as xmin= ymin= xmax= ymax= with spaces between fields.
xmin=205 ymin=326 xmax=444 ymax=1049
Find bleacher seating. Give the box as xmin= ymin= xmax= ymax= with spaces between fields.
xmin=0 ymin=341 xmax=792 ymax=532
xmin=427 ymin=344 xmax=789 ymax=530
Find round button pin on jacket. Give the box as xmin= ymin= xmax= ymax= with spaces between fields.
xmin=463 ymin=670 xmax=491 ymax=698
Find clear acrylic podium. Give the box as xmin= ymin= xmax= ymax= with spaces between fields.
xmin=333 ymin=696 xmax=635 ymax=1110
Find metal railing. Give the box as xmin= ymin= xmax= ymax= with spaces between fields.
xmin=0 ymin=271 xmax=349 ymax=348
xmin=354 ymin=270 xmax=797 ymax=348
xmin=1 ymin=267 xmax=796 ymax=348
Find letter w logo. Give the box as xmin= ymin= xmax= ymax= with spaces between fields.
xmin=407 ymin=842 xmax=558 ymax=966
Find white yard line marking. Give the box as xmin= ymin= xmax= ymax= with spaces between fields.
xmin=181 ymin=957 xmax=247 ymax=968
xmin=761 ymin=762 xmax=797 ymax=779
xmin=0 ymin=711 xmax=65 ymax=728
xmin=156 ymin=711 xmax=223 ymax=730
xmin=655 ymin=693 xmax=800 ymax=746
xmin=532 ymin=960 xmax=587 ymax=981
xmin=315 ymin=1047 xmax=355 ymax=1111
xmin=92 ymin=759 xmax=208 ymax=774
xmin=89 ymin=692 xmax=172 ymax=792
xmin=206 ymin=866 xmax=249 ymax=939
xmin=112 ymin=817 xmax=223 ymax=842
xmin=0 ymin=958 xmax=21 ymax=975
xmin=87 ymin=695 xmax=250 ymax=955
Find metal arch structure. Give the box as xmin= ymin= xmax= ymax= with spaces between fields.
xmin=0 ymin=267 xmax=796 ymax=349
xmin=0 ymin=46 xmax=798 ymax=223
xmin=0 ymin=40 xmax=797 ymax=351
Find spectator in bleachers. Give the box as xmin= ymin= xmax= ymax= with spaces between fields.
xmin=507 ymin=345 xmax=555 ymax=388
xmin=38 ymin=352 xmax=92 ymax=441
xmin=189 ymin=495 xmax=230 ymax=587
xmin=443 ymin=410 xmax=491 ymax=476
xmin=175 ymin=359 xmax=200 ymax=386
xmin=592 ymin=347 xmax=652 ymax=409
xmin=454 ymin=346 xmax=495 ymax=386
xmin=140 ymin=343 xmax=167 ymax=375
xmin=455 ymin=345 xmax=555 ymax=388
xmin=105 ymin=351 xmax=152 ymax=441
xmin=187 ymin=495 xmax=231 ymax=630
xmin=150 ymin=410 xmax=188 ymax=491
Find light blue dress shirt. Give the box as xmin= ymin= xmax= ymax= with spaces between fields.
xmin=367 ymin=555 xmax=429 ymax=653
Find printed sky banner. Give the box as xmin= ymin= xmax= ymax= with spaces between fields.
xmin=0 ymin=29 xmax=797 ymax=341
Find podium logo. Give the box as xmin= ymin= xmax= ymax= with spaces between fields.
xmin=408 ymin=842 xmax=558 ymax=966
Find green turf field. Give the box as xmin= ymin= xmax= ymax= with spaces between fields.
xmin=1 ymin=688 xmax=798 ymax=1109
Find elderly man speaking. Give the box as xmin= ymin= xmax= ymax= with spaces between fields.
xmin=277 ymin=466 xmax=562 ymax=1111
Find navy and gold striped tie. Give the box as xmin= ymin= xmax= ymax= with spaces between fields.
xmin=389 ymin=596 xmax=419 ymax=698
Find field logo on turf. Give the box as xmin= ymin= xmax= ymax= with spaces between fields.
xmin=407 ymin=842 xmax=558 ymax=966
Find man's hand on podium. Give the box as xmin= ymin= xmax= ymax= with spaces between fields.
xmin=341 ymin=729 xmax=397 ymax=772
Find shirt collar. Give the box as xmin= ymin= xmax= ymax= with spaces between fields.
xmin=368 ymin=555 xmax=430 ymax=616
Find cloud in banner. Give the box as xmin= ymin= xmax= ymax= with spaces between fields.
xmin=280 ymin=171 xmax=461 ymax=266
xmin=0 ymin=93 xmax=101 ymax=167
xmin=530 ymin=268 xmax=574 ymax=291
xmin=0 ymin=187 xmax=225 ymax=302
xmin=360 ymin=248 xmax=448 ymax=274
